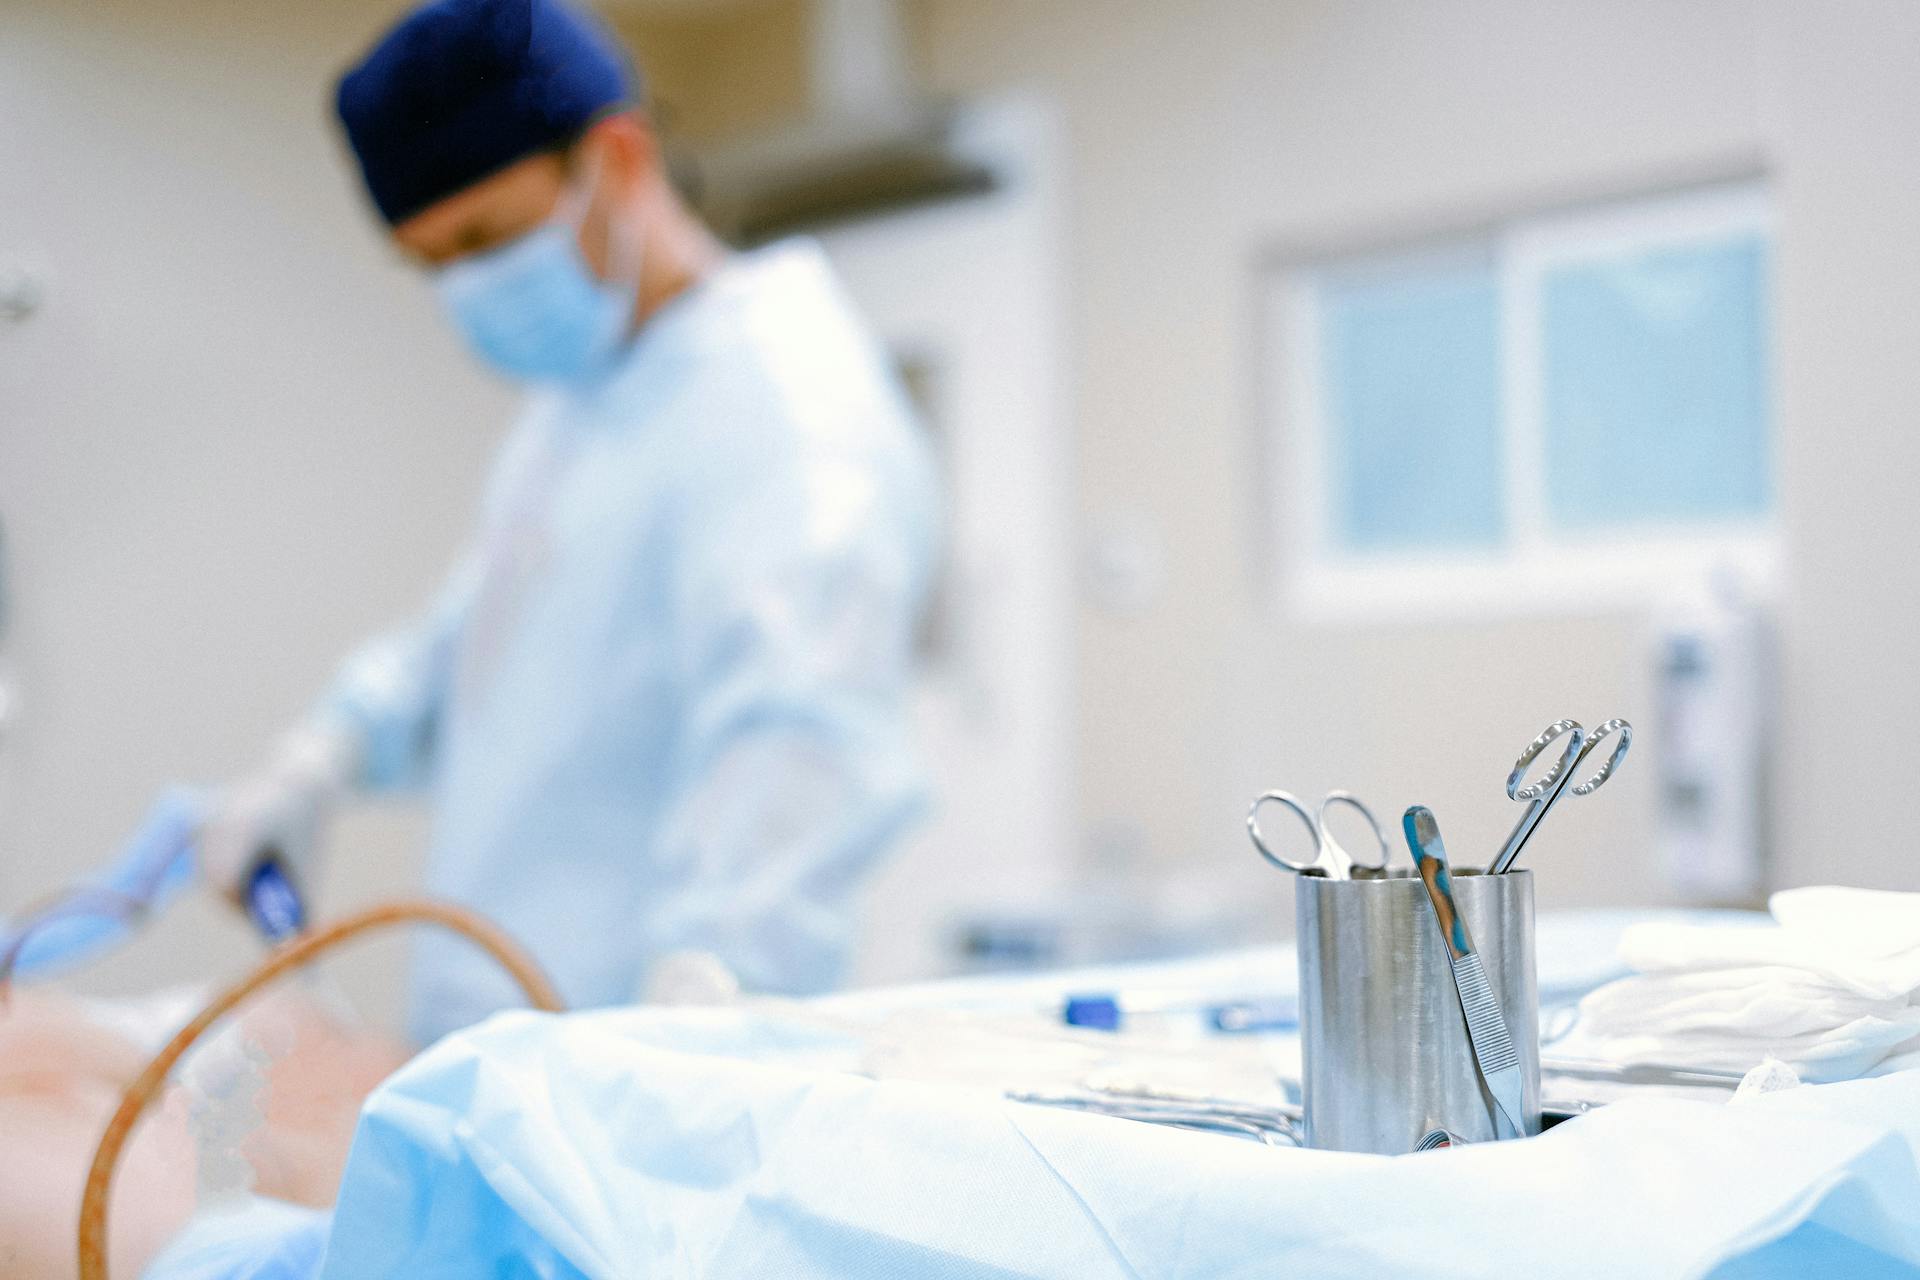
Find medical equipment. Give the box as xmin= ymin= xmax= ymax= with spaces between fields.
xmin=1406 ymin=805 xmax=1525 ymax=1140
xmin=1060 ymin=991 xmax=1295 ymax=1034
xmin=1295 ymin=860 xmax=1538 ymax=1153
xmin=1541 ymin=1056 xmax=1745 ymax=1090
xmin=76 ymin=897 xmax=564 ymax=1280
xmin=243 ymin=857 xmax=306 ymax=941
xmin=1419 ymin=1108 xmax=1590 ymax=1140
xmin=434 ymin=162 xmax=643 ymax=384
xmin=1006 ymin=1087 xmax=1301 ymax=1147
xmin=1536 ymin=1058 xmax=1746 ymax=1115
xmin=1245 ymin=789 xmax=1391 ymax=880
xmin=1489 ymin=717 xmax=1632 ymax=874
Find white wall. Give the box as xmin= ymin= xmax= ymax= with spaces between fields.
xmin=0 ymin=0 xmax=513 ymax=1017
xmin=1762 ymin=2 xmax=1920 ymax=891
xmin=919 ymin=0 xmax=1920 ymax=927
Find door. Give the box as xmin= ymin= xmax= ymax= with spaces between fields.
xmin=817 ymin=94 xmax=1075 ymax=984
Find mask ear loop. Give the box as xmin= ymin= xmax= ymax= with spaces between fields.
xmin=561 ymin=134 xmax=644 ymax=307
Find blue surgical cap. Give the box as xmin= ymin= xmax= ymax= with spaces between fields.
xmin=336 ymin=0 xmax=640 ymax=226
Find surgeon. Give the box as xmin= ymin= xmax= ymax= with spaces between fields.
xmin=199 ymin=0 xmax=939 ymax=1043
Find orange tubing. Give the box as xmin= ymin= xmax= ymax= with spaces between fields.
xmin=76 ymin=899 xmax=564 ymax=1280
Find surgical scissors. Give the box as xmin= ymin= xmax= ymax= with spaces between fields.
xmin=1488 ymin=718 xmax=1632 ymax=874
xmin=1246 ymin=790 xmax=1391 ymax=880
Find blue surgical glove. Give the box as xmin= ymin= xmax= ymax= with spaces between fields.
xmin=0 ymin=786 xmax=201 ymax=978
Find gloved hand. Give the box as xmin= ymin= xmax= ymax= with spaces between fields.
xmin=199 ymin=723 xmax=362 ymax=910
xmin=639 ymin=950 xmax=741 ymax=1006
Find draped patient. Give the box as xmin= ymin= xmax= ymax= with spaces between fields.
xmin=0 ymin=988 xmax=406 ymax=1280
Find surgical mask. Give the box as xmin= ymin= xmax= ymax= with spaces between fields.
xmin=435 ymin=175 xmax=640 ymax=385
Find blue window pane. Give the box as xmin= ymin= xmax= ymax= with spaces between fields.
xmin=1319 ymin=257 xmax=1505 ymax=552
xmin=1541 ymin=235 xmax=1771 ymax=530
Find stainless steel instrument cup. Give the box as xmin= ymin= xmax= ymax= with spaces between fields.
xmin=1295 ymin=868 xmax=1540 ymax=1153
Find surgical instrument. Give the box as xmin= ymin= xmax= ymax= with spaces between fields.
xmin=1007 ymin=1088 xmax=1302 ymax=1147
xmin=244 ymin=851 xmax=307 ymax=941
xmin=1541 ymin=1056 xmax=1745 ymax=1091
xmin=1246 ymin=789 xmax=1391 ymax=880
xmin=1490 ymin=718 xmax=1632 ymax=874
xmin=1061 ymin=991 xmax=1295 ymax=1034
xmin=1406 ymin=805 xmax=1527 ymax=1140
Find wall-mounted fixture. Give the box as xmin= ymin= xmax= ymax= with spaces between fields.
xmin=688 ymin=0 xmax=997 ymax=244
xmin=0 ymin=262 xmax=46 ymax=326
xmin=1653 ymin=573 xmax=1775 ymax=904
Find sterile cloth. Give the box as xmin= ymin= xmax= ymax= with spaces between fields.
xmin=128 ymin=909 xmax=1920 ymax=1277
xmin=142 ymin=1196 xmax=331 ymax=1280
xmin=306 ymin=1005 xmax=1920 ymax=1279
xmin=297 ymin=908 xmax=1919 ymax=1279
xmin=1563 ymin=887 xmax=1920 ymax=1081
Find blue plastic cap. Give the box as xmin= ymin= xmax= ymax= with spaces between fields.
xmin=1062 ymin=994 xmax=1122 ymax=1031
xmin=246 ymin=859 xmax=308 ymax=942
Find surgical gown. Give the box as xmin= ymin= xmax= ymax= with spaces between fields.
xmin=314 ymin=240 xmax=939 ymax=1043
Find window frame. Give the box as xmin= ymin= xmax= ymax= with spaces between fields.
xmin=1264 ymin=180 xmax=1777 ymax=622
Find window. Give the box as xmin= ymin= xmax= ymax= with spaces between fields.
xmin=1268 ymin=182 xmax=1774 ymax=617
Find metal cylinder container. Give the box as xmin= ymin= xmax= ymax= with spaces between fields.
xmin=1295 ymin=869 xmax=1539 ymax=1153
